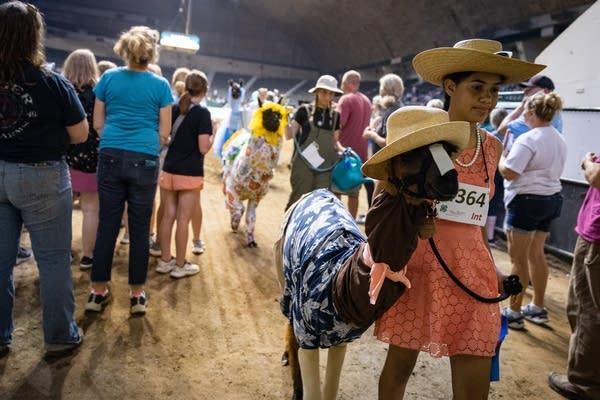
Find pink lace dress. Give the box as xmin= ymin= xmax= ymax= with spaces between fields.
xmin=375 ymin=132 xmax=501 ymax=357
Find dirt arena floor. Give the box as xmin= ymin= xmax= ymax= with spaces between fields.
xmin=1 ymin=139 xmax=574 ymax=399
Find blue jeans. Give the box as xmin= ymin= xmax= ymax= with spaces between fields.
xmin=0 ymin=159 xmax=81 ymax=346
xmin=92 ymin=148 xmax=158 ymax=285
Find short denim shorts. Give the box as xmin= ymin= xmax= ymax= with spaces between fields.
xmin=504 ymin=193 xmax=563 ymax=233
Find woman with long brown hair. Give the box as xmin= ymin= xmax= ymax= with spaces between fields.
xmin=0 ymin=1 xmax=88 ymax=357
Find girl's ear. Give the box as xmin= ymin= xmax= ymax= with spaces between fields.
xmin=443 ymin=78 xmax=456 ymax=97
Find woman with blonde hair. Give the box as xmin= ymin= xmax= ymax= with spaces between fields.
xmin=499 ymin=92 xmax=566 ymax=329
xmin=0 ymin=1 xmax=88 ymax=356
xmin=155 ymin=70 xmax=212 ymax=278
xmin=285 ymin=75 xmax=343 ymax=210
xmin=62 ymin=48 xmax=100 ymax=270
xmin=171 ymin=67 xmax=190 ymax=102
xmin=85 ymin=25 xmax=173 ymax=315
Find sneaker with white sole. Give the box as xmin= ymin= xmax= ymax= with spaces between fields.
xmin=15 ymin=247 xmax=33 ymax=266
xmin=85 ymin=290 xmax=111 ymax=312
xmin=501 ymin=306 xmax=525 ymax=330
xmin=192 ymin=239 xmax=205 ymax=255
xmin=79 ymin=256 xmax=93 ymax=270
xmin=156 ymin=257 xmax=176 ymax=274
xmin=130 ymin=292 xmax=147 ymax=315
xmin=149 ymin=240 xmax=162 ymax=257
xmin=170 ymin=262 xmax=200 ymax=278
xmin=120 ymin=233 xmax=130 ymax=245
xmin=521 ymin=303 xmax=549 ymax=324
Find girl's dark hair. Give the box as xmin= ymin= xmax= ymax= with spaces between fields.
xmin=442 ymin=71 xmax=507 ymax=111
xmin=0 ymin=1 xmax=46 ymax=84
xmin=442 ymin=71 xmax=475 ymax=111
xmin=178 ymin=70 xmax=209 ymax=114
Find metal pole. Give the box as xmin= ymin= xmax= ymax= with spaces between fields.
xmin=185 ymin=0 xmax=192 ymax=34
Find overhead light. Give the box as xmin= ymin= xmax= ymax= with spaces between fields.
xmin=159 ymin=31 xmax=200 ymax=53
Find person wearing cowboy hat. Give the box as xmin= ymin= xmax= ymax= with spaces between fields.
xmin=374 ymin=39 xmax=545 ymax=400
xmin=284 ymin=74 xmax=344 ymax=210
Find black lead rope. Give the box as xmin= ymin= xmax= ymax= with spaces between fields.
xmin=428 ymin=238 xmax=522 ymax=303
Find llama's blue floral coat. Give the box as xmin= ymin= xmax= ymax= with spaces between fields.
xmin=280 ymin=189 xmax=367 ymax=349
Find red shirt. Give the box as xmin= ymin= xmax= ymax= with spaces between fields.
xmin=337 ymin=92 xmax=372 ymax=162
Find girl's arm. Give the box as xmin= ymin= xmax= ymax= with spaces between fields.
xmin=93 ymin=99 xmax=105 ymax=137
xmin=158 ymin=105 xmax=172 ymax=147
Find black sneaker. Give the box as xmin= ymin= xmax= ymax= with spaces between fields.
xmin=44 ymin=327 xmax=83 ymax=357
xmin=79 ymin=256 xmax=93 ymax=270
xmin=85 ymin=290 xmax=111 ymax=312
xmin=130 ymin=292 xmax=147 ymax=315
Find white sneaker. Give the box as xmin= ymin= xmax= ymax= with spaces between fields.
xmin=192 ymin=239 xmax=205 ymax=255
xmin=521 ymin=303 xmax=549 ymax=324
xmin=149 ymin=240 xmax=162 ymax=257
xmin=156 ymin=257 xmax=176 ymax=274
xmin=170 ymin=262 xmax=200 ymax=278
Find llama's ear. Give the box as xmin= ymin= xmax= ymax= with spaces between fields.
xmin=239 ymin=79 xmax=244 ymax=87
xmin=278 ymin=96 xmax=284 ymax=105
xmin=258 ymin=98 xmax=263 ymax=108
xmin=228 ymin=79 xmax=233 ymax=86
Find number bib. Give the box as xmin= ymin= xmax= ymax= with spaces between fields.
xmin=437 ymin=183 xmax=489 ymax=226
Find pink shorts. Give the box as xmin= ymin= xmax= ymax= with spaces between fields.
xmin=70 ymin=168 xmax=98 ymax=193
xmin=159 ymin=171 xmax=204 ymax=191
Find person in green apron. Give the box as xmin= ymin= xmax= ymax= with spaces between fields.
xmin=285 ymin=75 xmax=343 ymax=210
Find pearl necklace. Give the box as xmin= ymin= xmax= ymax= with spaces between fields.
xmin=455 ymin=123 xmax=481 ymax=168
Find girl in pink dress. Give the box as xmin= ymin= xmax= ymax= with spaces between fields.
xmin=375 ymin=39 xmax=545 ymax=399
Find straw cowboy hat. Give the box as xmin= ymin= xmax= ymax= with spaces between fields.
xmin=362 ymin=106 xmax=470 ymax=180
xmin=308 ymin=75 xmax=343 ymax=94
xmin=413 ymin=38 xmax=546 ymax=86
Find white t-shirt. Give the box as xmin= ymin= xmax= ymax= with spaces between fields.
xmin=503 ymin=125 xmax=567 ymax=206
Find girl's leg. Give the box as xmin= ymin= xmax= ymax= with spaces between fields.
xmin=528 ymin=231 xmax=550 ymax=308
xmin=158 ymin=188 xmax=177 ymax=263
xmin=174 ymin=190 xmax=200 ymax=265
xmin=506 ymin=229 xmax=534 ymax=312
xmin=191 ymin=198 xmax=201 ymax=242
xmin=450 ymin=354 xmax=492 ymax=400
xmin=79 ymin=191 xmax=99 ymax=259
xmin=378 ymin=345 xmax=419 ymax=400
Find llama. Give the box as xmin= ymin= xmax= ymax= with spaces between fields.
xmin=274 ymin=107 xmax=471 ymax=400
xmin=213 ymin=78 xmax=246 ymax=158
xmin=222 ymin=99 xmax=288 ymax=247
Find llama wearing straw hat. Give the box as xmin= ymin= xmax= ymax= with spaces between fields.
xmin=275 ymin=106 xmax=471 ymax=400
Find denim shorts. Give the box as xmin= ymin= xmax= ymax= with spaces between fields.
xmin=504 ymin=193 xmax=563 ymax=233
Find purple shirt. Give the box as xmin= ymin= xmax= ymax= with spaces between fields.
xmin=576 ymin=159 xmax=600 ymax=243
xmin=337 ymin=92 xmax=372 ymax=162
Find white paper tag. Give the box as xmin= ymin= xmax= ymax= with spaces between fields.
xmin=301 ymin=142 xmax=325 ymax=168
xmin=429 ymin=143 xmax=455 ymax=175
xmin=437 ymin=182 xmax=490 ymax=226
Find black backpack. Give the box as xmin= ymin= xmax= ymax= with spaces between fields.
xmin=65 ymin=87 xmax=99 ymax=173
